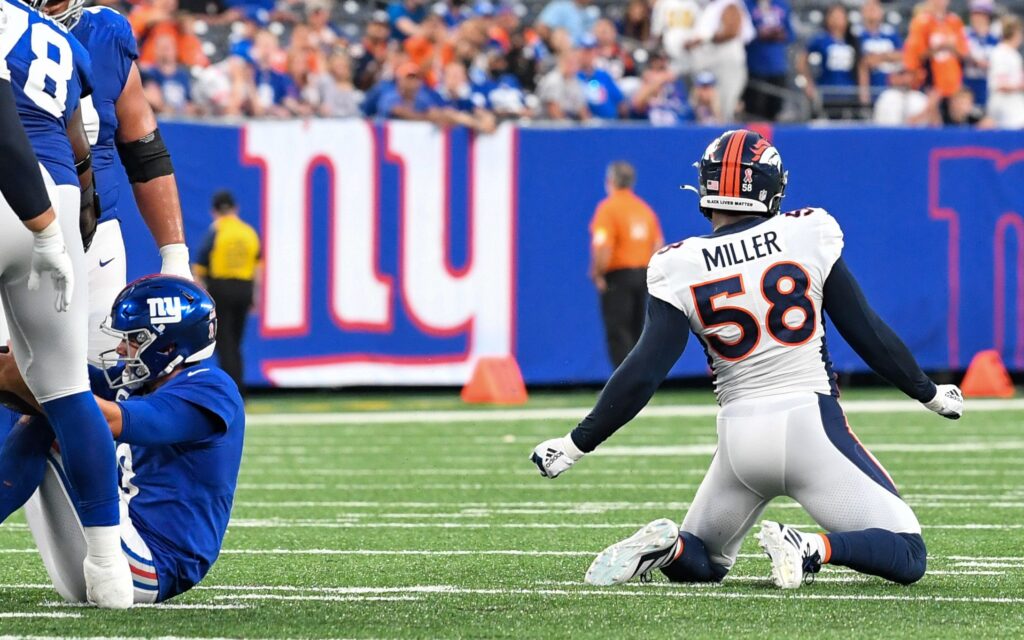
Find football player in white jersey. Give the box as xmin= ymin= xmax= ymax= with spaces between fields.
xmin=531 ymin=129 xmax=964 ymax=589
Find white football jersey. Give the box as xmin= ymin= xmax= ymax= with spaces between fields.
xmin=648 ymin=208 xmax=844 ymax=405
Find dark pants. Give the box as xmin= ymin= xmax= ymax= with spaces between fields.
xmin=600 ymin=268 xmax=648 ymax=367
xmin=207 ymin=278 xmax=254 ymax=394
xmin=743 ymin=74 xmax=786 ymax=121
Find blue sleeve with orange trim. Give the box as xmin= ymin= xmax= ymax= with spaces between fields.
xmin=571 ymin=296 xmax=689 ymax=452
xmin=823 ymin=257 xmax=936 ymax=402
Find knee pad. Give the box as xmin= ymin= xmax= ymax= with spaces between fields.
xmin=895 ymin=533 xmax=927 ymax=585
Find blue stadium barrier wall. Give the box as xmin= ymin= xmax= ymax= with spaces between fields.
xmin=116 ymin=121 xmax=1024 ymax=387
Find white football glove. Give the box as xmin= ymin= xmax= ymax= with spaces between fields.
xmin=27 ymin=219 xmax=74 ymax=312
xmin=531 ymin=433 xmax=585 ymax=479
xmin=159 ymin=243 xmax=193 ymax=280
xmin=922 ymin=384 xmax=964 ymax=420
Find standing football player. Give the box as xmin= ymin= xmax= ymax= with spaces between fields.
xmin=0 ymin=0 xmax=132 ymax=607
xmin=31 ymin=0 xmax=192 ymax=361
xmin=0 ymin=276 xmax=244 ymax=604
xmin=532 ymin=129 xmax=964 ymax=589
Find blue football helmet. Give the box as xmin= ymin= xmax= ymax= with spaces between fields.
xmin=99 ymin=275 xmax=218 ymax=389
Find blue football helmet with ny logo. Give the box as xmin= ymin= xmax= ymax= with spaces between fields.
xmin=99 ymin=275 xmax=217 ymax=389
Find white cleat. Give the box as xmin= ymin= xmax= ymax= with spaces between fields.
xmin=84 ymin=554 xmax=134 ymax=609
xmin=755 ymin=520 xmax=823 ymax=589
xmin=585 ymin=518 xmax=682 ymax=586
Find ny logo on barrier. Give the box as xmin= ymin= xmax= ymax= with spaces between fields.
xmin=241 ymin=120 xmax=518 ymax=386
xmin=930 ymin=147 xmax=1024 ymax=368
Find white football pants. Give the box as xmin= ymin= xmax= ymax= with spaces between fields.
xmin=681 ymin=391 xmax=921 ymax=569
xmin=0 ymin=169 xmax=90 ymax=401
xmin=84 ymin=219 xmax=127 ymax=363
xmin=24 ymin=448 xmax=159 ymax=603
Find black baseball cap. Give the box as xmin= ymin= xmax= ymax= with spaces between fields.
xmin=212 ymin=190 xmax=237 ymax=211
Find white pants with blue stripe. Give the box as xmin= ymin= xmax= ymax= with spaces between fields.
xmin=23 ymin=451 xmax=159 ymax=603
xmin=680 ymin=392 xmax=921 ymax=569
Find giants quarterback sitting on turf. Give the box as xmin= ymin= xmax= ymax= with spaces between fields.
xmin=0 ymin=276 xmax=245 ymax=603
xmin=531 ymin=129 xmax=964 ymax=589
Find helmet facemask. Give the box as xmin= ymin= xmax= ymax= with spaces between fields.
xmin=30 ymin=0 xmax=87 ymax=29
xmin=98 ymin=322 xmax=174 ymax=390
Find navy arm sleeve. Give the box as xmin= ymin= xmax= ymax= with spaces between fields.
xmin=195 ymin=228 xmax=215 ymax=269
xmin=0 ymin=79 xmax=52 ymax=220
xmin=117 ymin=391 xmax=225 ymax=446
xmin=571 ymin=296 xmax=689 ymax=453
xmin=823 ymin=257 xmax=936 ymax=402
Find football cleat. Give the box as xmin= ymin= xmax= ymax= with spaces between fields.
xmin=84 ymin=554 xmax=134 ymax=609
xmin=755 ymin=520 xmax=823 ymax=589
xmin=585 ymin=518 xmax=683 ymax=586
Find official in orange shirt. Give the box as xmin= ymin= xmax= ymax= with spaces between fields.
xmin=904 ymin=0 xmax=969 ymax=97
xmin=590 ymin=162 xmax=664 ymax=367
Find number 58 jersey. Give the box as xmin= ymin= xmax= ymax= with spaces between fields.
xmin=648 ymin=208 xmax=844 ymax=405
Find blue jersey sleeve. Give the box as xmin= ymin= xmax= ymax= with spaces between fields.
xmin=808 ymin=34 xmax=826 ymax=58
xmin=88 ymin=365 xmax=119 ymax=401
xmin=108 ymin=9 xmax=139 ymax=91
xmin=377 ymin=88 xmax=403 ymax=117
xmin=71 ymin=37 xmax=94 ymax=100
xmin=118 ymin=367 xmax=242 ymax=445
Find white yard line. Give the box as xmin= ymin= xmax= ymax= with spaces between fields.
xmin=0 ymin=613 xmax=81 ymax=619
xmin=215 ymin=519 xmax=1024 ymax=530
xmin=246 ymin=398 xmax=1024 ymax=426
xmin=596 ymin=441 xmax=1024 ymax=457
xmin=207 ymin=585 xmax=1024 ymax=605
xmin=0 ymin=548 xmax=1019 ymax=562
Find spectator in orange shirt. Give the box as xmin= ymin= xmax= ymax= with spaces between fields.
xmin=590 ymin=161 xmax=664 ymax=367
xmin=131 ymin=0 xmax=208 ymax=68
xmin=903 ymin=0 xmax=969 ymax=97
xmin=404 ymin=13 xmax=452 ymax=87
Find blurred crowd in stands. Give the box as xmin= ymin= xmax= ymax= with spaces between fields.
xmin=107 ymin=0 xmax=1024 ymax=127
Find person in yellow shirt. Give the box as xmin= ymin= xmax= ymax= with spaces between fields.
xmin=590 ymin=162 xmax=664 ymax=367
xmin=193 ymin=191 xmax=261 ymax=393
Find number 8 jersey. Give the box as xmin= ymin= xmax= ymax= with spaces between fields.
xmin=648 ymin=208 xmax=844 ymax=405
xmin=0 ymin=0 xmax=92 ymax=187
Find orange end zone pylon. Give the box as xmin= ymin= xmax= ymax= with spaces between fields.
xmin=461 ymin=356 xmax=528 ymax=405
xmin=960 ymin=350 xmax=1015 ymax=398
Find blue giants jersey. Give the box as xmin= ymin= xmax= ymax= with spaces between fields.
xmin=90 ymin=365 xmax=245 ymax=602
xmin=0 ymin=0 xmax=92 ymax=187
xmin=72 ymin=7 xmax=138 ymax=222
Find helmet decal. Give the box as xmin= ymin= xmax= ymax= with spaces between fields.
xmin=689 ymin=129 xmax=788 ymax=220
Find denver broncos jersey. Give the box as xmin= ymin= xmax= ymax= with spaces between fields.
xmin=0 ymin=0 xmax=92 ymax=187
xmin=648 ymin=208 xmax=844 ymax=405
xmin=89 ymin=364 xmax=245 ymax=602
xmin=72 ymin=6 xmax=137 ymax=222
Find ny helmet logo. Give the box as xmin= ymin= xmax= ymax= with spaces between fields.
xmin=147 ymin=297 xmax=183 ymax=324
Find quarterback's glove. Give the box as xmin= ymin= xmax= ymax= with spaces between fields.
xmin=922 ymin=384 xmax=964 ymax=420
xmin=159 ymin=243 xmax=193 ymax=280
xmin=27 ymin=218 xmax=74 ymax=312
xmin=531 ymin=433 xmax=585 ymax=479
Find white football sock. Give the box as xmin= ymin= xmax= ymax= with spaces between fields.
xmin=805 ymin=531 xmax=827 ymax=559
xmin=83 ymin=525 xmax=122 ymax=562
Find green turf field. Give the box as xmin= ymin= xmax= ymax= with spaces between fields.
xmin=1 ymin=390 xmax=1022 ymax=639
